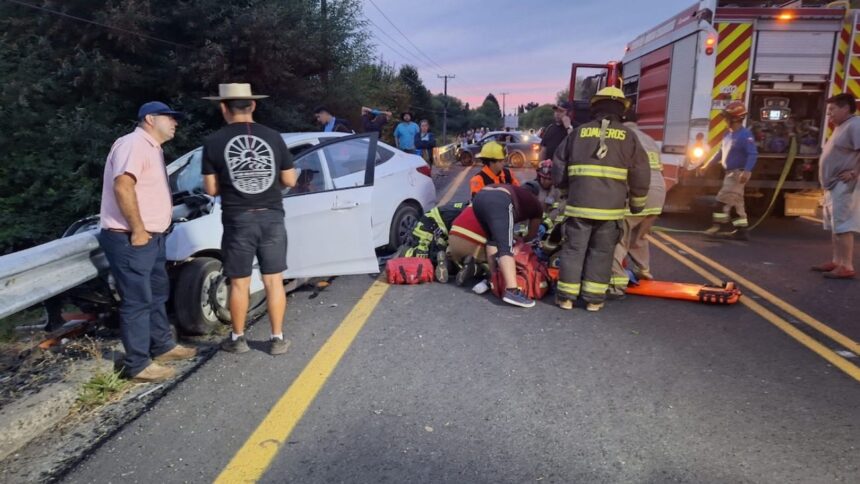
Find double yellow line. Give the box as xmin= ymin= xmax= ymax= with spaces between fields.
xmin=651 ymin=232 xmax=860 ymax=382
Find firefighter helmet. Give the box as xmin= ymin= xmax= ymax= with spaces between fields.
xmin=723 ymin=100 xmax=748 ymax=119
xmin=477 ymin=141 xmax=506 ymax=161
xmin=590 ymin=86 xmax=631 ymax=109
xmin=537 ymin=159 xmax=553 ymax=179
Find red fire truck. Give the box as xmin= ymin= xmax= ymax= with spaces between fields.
xmin=568 ymin=0 xmax=858 ymax=215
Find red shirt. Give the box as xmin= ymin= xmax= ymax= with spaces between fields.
xmin=450 ymin=206 xmax=487 ymax=244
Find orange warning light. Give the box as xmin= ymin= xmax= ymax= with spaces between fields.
xmin=778 ymin=12 xmax=794 ymax=20
xmin=705 ymin=34 xmax=716 ymax=55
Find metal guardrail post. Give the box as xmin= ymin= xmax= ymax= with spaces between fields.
xmin=0 ymin=230 xmax=102 ymax=320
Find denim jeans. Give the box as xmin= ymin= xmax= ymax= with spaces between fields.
xmin=98 ymin=230 xmax=175 ymax=376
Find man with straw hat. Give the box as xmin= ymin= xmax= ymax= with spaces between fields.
xmin=201 ymin=83 xmax=297 ymax=355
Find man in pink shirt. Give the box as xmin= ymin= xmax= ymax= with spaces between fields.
xmin=98 ymin=101 xmax=197 ymax=382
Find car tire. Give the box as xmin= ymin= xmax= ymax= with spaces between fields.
xmin=388 ymin=203 xmax=420 ymax=251
xmin=174 ymin=257 xmax=225 ymax=335
xmin=509 ymin=151 xmax=526 ymax=168
xmin=459 ymin=152 xmax=473 ymax=166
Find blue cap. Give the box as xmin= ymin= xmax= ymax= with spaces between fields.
xmin=137 ymin=101 xmax=185 ymax=120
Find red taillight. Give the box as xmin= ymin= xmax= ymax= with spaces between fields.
xmin=417 ymin=165 xmax=432 ymax=177
xmin=532 ymin=144 xmax=540 ymax=151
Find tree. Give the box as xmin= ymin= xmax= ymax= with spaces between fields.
xmin=0 ymin=0 xmax=373 ymax=252
xmin=397 ymin=64 xmax=434 ymax=123
xmin=518 ymin=104 xmax=554 ymax=131
xmin=524 ymin=101 xmax=540 ymax=112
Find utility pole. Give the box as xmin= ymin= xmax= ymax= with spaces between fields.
xmin=499 ymin=92 xmax=509 ymax=128
xmin=438 ymin=74 xmax=455 ymax=144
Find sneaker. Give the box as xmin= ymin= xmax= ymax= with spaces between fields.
xmin=502 ymin=288 xmax=535 ymax=308
xmin=811 ymin=262 xmax=838 ymax=272
xmin=131 ymin=363 xmax=176 ymax=383
xmin=456 ymin=256 xmax=478 ymax=286
xmin=220 ymin=335 xmax=250 ymax=353
xmin=472 ymin=279 xmax=490 ymax=294
xmin=635 ymin=269 xmax=654 ymax=280
xmin=586 ymin=302 xmax=605 ymax=312
xmin=556 ymin=297 xmax=573 ymax=310
xmin=823 ymin=267 xmax=856 ymax=279
xmin=153 ymin=344 xmax=198 ymax=363
xmin=434 ymin=250 xmax=449 ymax=283
xmin=270 ymin=337 xmax=291 ymax=355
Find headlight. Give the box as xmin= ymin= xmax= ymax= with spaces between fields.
xmin=692 ymin=146 xmax=705 ymax=159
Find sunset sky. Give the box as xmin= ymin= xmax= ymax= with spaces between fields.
xmin=363 ymin=0 xmax=695 ymax=112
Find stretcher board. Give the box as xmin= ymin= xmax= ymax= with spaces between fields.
xmin=625 ymin=280 xmax=741 ymax=305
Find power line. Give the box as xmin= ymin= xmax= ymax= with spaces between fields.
xmin=367 ymin=30 xmax=433 ymax=71
xmin=2 ymin=0 xmax=191 ymax=49
xmin=366 ymin=0 xmax=446 ymax=71
xmin=363 ymin=15 xmax=433 ymax=70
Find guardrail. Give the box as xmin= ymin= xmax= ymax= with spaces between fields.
xmin=0 ymin=231 xmax=101 ymax=320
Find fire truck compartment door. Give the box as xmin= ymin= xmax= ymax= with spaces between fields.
xmin=754 ymin=30 xmax=836 ymax=76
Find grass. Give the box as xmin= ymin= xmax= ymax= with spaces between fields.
xmin=0 ymin=307 xmax=44 ymax=343
xmin=76 ymin=370 xmax=130 ymax=410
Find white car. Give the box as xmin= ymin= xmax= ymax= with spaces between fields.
xmin=67 ymin=133 xmax=436 ymax=334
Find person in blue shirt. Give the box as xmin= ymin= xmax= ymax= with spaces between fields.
xmin=394 ymin=112 xmax=419 ymax=153
xmin=705 ymin=100 xmax=758 ymax=240
xmin=313 ymin=106 xmax=352 ymax=133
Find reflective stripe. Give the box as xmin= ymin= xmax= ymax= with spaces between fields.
xmin=568 ymin=164 xmax=628 ymax=181
xmin=450 ymin=225 xmax=488 ymax=244
xmin=610 ymin=276 xmax=629 ymax=286
xmin=582 ymin=280 xmax=609 ymax=294
xmin=626 ymin=207 xmax=662 ymax=217
xmin=564 ymin=205 xmax=626 ymax=220
xmin=427 ymin=208 xmax=448 ymax=235
xmin=630 ymin=196 xmax=647 ymax=207
xmin=712 ymin=212 xmax=729 ymax=222
xmin=732 ymin=218 xmax=749 ymax=227
xmin=647 ymin=151 xmax=662 ymax=171
xmin=557 ymin=281 xmax=581 ymax=296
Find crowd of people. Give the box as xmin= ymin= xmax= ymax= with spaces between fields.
xmin=97 ymin=80 xmax=859 ymax=382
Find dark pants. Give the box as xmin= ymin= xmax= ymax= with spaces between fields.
xmin=557 ymin=217 xmax=622 ymax=304
xmin=98 ymin=230 xmax=175 ymax=376
xmin=473 ymin=189 xmax=514 ymax=257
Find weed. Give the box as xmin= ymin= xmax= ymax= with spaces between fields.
xmin=76 ymin=370 xmax=130 ymax=410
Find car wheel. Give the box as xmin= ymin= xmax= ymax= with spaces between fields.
xmin=459 ymin=152 xmax=473 ymax=166
xmin=388 ymin=203 xmax=420 ymax=251
xmin=174 ymin=257 xmax=226 ymax=335
xmin=509 ymin=151 xmax=526 ymax=168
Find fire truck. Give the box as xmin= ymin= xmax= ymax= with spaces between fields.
xmin=568 ymin=0 xmax=859 ymax=215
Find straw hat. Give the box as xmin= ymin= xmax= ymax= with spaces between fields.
xmin=202 ymin=83 xmax=269 ymax=101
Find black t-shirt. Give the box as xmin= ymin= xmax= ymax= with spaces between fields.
xmin=201 ymin=122 xmax=294 ymax=217
xmin=540 ymin=122 xmax=568 ymax=160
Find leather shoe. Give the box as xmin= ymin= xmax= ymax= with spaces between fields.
xmin=131 ymin=363 xmax=176 ymax=383
xmin=153 ymin=345 xmax=197 ymax=363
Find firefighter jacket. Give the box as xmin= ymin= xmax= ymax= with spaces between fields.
xmin=624 ymin=121 xmax=666 ymax=217
xmin=552 ymin=116 xmax=651 ymax=220
xmin=406 ymin=202 xmax=468 ymax=257
xmin=469 ymin=165 xmax=520 ymax=197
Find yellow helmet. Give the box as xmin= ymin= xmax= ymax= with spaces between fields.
xmin=591 ymin=86 xmax=631 ymax=109
xmin=477 ymin=141 xmax=506 ymax=161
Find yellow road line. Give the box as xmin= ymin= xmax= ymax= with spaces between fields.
xmin=649 ymin=236 xmax=860 ymax=382
xmin=437 ymin=167 xmax=472 ymax=205
xmin=655 ymin=232 xmax=860 ymax=355
xmin=214 ymin=279 xmax=390 ymax=483
xmin=801 ymin=215 xmax=824 ymax=224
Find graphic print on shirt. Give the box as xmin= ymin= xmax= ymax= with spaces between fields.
xmin=224 ymin=134 xmax=276 ymax=194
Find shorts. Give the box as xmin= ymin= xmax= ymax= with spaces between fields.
xmin=472 ymin=189 xmax=514 ymax=257
xmin=823 ymin=181 xmax=860 ymax=234
xmin=221 ymin=209 xmax=288 ymax=278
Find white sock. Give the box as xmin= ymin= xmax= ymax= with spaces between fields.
xmin=231 ymin=332 xmax=244 ymax=341
xmin=271 ymin=333 xmax=283 ymax=340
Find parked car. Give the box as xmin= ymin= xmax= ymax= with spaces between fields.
xmin=455 ymin=131 xmax=542 ymax=168
xmin=64 ymin=133 xmax=436 ymax=335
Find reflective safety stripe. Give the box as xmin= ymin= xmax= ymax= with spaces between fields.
xmin=427 ymin=208 xmax=449 ymax=235
xmin=557 ymin=281 xmax=581 ymax=296
xmin=582 ymin=280 xmax=609 ymax=294
xmin=732 ymin=218 xmax=749 ymax=227
xmin=450 ymin=225 xmax=488 ymax=244
xmin=610 ymin=275 xmax=629 ymax=286
xmin=630 ymin=195 xmax=647 ymax=207
xmin=626 ymin=207 xmax=662 ymax=217
xmin=564 ymin=206 xmax=626 ymax=220
xmin=568 ymin=164 xmax=628 ymax=180
xmin=713 ymin=212 xmax=729 ymax=222
xmin=647 ymin=151 xmax=663 ymax=171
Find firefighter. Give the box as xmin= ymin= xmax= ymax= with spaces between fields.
xmin=552 ymin=87 xmax=651 ymax=312
xmin=400 ymin=202 xmax=468 ymax=283
xmin=608 ymin=111 xmax=667 ymax=297
xmin=705 ymin=100 xmax=758 ymax=240
xmin=469 ymin=141 xmax=520 ymax=197
xmin=533 ymin=159 xmax=565 ymax=232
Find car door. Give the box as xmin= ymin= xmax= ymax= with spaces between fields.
xmin=281 ymin=133 xmax=378 ymax=278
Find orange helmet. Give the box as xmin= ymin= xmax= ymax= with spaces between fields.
xmin=723 ymin=100 xmax=748 ymax=119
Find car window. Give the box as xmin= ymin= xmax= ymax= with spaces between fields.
xmin=170 ymin=150 xmax=203 ymax=194
xmin=284 ymin=151 xmax=326 ymax=197
xmin=289 ymin=143 xmax=315 ymax=157
xmin=376 ymin=145 xmax=395 ymax=166
xmin=324 ymin=138 xmax=370 ymax=179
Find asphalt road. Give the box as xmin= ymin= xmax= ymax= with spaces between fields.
xmin=63 ymin=165 xmax=860 ymax=484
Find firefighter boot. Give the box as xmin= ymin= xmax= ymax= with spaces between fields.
xmin=729 ymin=227 xmax=749 ymax=241
xmin=586 ymin=302 xmax=605 ymax=312
xmin=556 ymin=295 xmax=574 ymax=310
xmin=455 ymin=255 xmax=478 ymax=286
xmin=434 ymin=250 xmax=450 ymax=283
